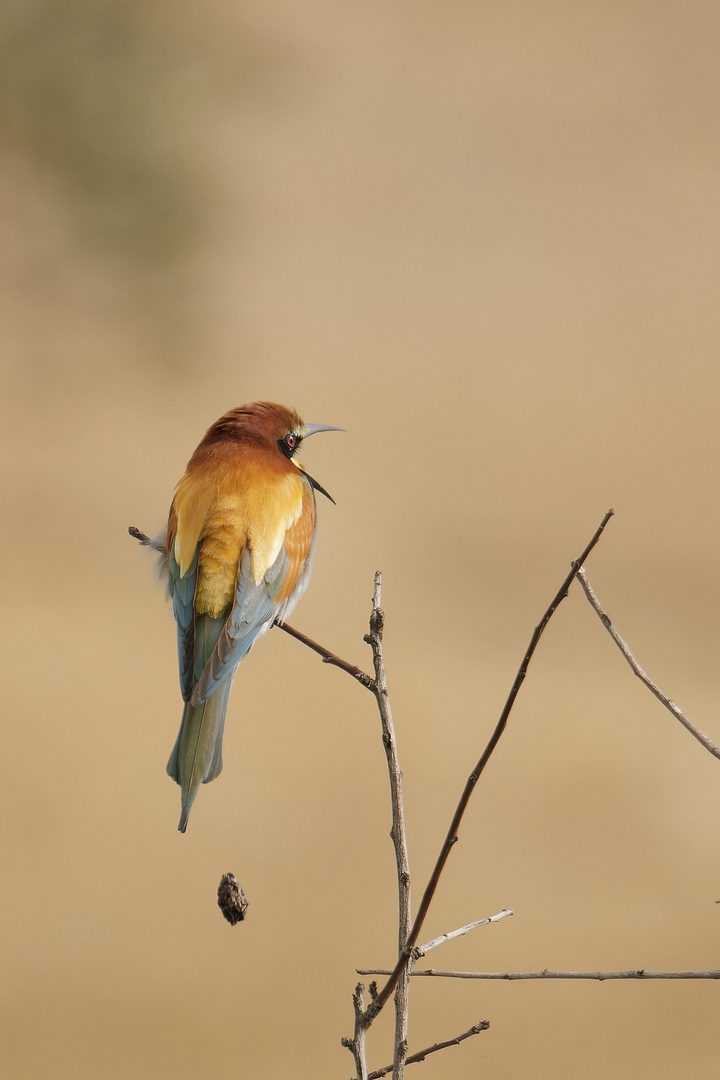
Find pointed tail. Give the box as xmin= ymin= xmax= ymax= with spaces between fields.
xmin=167 ymin=675 xmax=233 ymax=832
xmin=167 ymin=612 xmax=232 ymax=832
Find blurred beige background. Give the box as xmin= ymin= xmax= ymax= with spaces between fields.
xmin=2 ymin=1 xmax=720 ymax=1077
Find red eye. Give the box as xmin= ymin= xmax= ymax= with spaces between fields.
xmin=280 ymin=431 xmax=301 ymax=458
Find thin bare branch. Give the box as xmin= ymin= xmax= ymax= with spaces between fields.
xmin=342 ymin=984 xmax=370 ymax=1080
xmin=412 ymin=909 xmax=514 ymax=959
xmin=357 ymin=908 xmax=514 ymax=974
xmin=366 ymin=509 xmax=615 ymax=1019
xmin=329 ymin=575 xmax=411 ymax=1077
xmin=364 ymin=573 xmax=412 ymax=1079
xmin=362 ymin=1021 xmax=490 ymax=1080
xmin=359 ymin=968 xmax=720 ymax=981
xmin=276 ymin=620 xmax=375 ymax=690
xmin=577 ymin=569 xmax=720 ymax=760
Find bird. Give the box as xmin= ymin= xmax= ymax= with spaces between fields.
xmin=159 ymin=401 xmax=341 ymax=832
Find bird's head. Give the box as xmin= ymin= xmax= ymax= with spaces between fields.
xmin=273 ymin=406 xmax=343 ymax=504
xmin=198 ymin=402 xmax=343 ymax=501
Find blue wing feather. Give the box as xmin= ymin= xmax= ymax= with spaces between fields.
xmin=168 ymin=547 xmax=198 ymax=702
xmin=191 ymin=544 xmax=290 ymax=705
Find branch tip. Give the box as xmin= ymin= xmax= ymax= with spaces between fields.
xmin=577 ymin=570 xmax=720 ymax=760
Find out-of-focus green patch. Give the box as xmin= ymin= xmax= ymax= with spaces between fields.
xmin=0 ymin=0 xmax=201 ymax=267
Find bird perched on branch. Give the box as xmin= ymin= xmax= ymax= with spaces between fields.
xmin=158 ymin=401 xmax=341 ymax=832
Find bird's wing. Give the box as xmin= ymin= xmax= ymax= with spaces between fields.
xmin=167 ymin=489 xmax=210 ymax=702
xmin=191 ymin=480 xmax=316 ymax=705
xmin=168 ymin=545 xmax=198 ymax=702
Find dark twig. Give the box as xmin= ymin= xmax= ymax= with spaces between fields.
xmin=577 ymin=569 xmax=720 ymax=760
xmin=362 ymin=1021 xmax=490 ymax=1080
xmin=359 ymin=968 xmax=720 ymax=982
xmin=276 ymin=621 xmax=375 ymax=691
xmin=365 ymin=509 xmax=615 ymax=1018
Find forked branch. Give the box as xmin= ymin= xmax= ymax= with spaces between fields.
xmin=363 ymin=1021 xmax=490 ymax=1080
xmin=341 ymin=984 xmax=370 ymax=1080
xmin=364 ymin=508 xmax=615 ymax=1018
xmin=279 ymin=510 xmax=615 ymax=1067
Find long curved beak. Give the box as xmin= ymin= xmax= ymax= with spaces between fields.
xmin=303 ymin=422 xmax=345 ymax=437
xmin=300 ymin=423 xmax=343 ymax=504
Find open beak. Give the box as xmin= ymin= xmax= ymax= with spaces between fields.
xmin=301 ymin=422 xmax=344 ymax=503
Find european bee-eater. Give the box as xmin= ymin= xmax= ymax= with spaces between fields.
xmin=160 ymin=401 xmax=341 ymax=832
